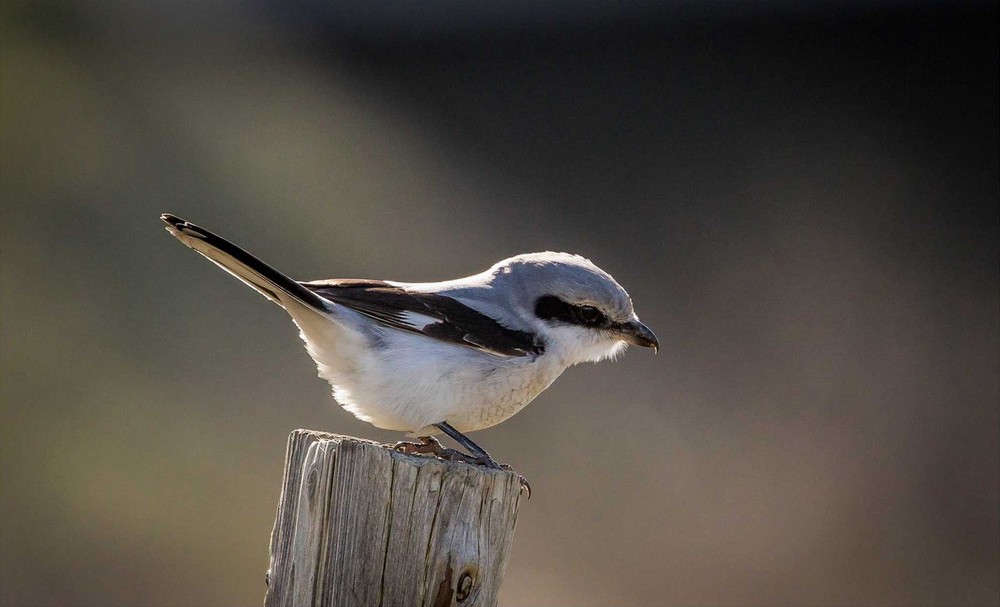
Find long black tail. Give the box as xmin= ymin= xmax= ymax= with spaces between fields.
xmin=161 ymin=214 xmax=329 ymax=312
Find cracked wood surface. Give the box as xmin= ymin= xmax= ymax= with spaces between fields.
xmin=265 ymin=430 xmax=523 ymax=607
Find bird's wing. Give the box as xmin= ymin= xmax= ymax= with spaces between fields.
xmin=302 ymin=280 xmax=542 ymax=358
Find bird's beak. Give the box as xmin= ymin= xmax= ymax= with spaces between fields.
xmin=617 ymin=319 xmax=659 ymax=353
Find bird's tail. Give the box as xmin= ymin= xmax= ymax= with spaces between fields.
xmin=160 ymin=213 xmax=329 ymax=313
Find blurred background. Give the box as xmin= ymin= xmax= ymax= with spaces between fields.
xmin=1 ymin=1 xmax=997 ymax=605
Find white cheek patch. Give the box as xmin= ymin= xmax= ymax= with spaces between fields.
xmin=545 ymin=325 xmax=628 ymax=364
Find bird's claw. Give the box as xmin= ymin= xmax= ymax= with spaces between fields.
xmin=513 ymin=474 xmax=531 ymax=498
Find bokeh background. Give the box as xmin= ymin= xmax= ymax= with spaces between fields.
xmin=2 ymin=1 xmax=997 ymax=605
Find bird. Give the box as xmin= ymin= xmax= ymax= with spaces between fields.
xmin=161 ymin=213 xmax=657 ymax=495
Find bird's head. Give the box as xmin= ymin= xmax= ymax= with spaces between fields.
xmin=490 ymin=252 xmax=658 ymax=365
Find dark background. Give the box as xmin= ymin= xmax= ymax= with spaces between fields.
xmin=2 ymin=1 xmax=997 ymax=605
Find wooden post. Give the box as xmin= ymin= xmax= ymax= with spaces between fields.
xmin=265 ymin=429 xmax=523 ymax=607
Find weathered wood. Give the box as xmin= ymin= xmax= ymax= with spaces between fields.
xmin=265 ymin=430 xmax=523 ymax=607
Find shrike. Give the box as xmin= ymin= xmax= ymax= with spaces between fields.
xmin=162 ymin=214 xmax=657 ymax=494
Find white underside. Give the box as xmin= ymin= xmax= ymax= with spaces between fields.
xmin=290 ymin=305 xmax=567 ymax=434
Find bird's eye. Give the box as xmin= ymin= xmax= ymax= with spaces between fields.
xmin=535 ymin=296 xmax=607 ymax=328
xmin=576 ymin=305 xmax=603 ymax=325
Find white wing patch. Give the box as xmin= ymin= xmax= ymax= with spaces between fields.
xmin=399 ymin=310 xmax=440 ymax=330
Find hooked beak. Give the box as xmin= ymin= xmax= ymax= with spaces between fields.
xmin=617 ymin=319 xmax=659 ymax=353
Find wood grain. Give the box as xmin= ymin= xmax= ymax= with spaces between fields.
xmin=265 ymin=430 xmax=523 ymax=607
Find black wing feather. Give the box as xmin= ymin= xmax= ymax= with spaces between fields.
xmin=302 ymin=280 xmax=543 ymax=358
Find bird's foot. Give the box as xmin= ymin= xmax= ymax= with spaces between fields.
xmin=392 ymin=437 xmax=531 ymax=498
xmin=391 ymin=436 xmax=448 ymax=456
xmin=392 ymin=437 xmax=483 ymax=466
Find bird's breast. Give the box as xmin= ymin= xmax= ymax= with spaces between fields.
xmin=439 ymin=355 xmax=566 ymax=433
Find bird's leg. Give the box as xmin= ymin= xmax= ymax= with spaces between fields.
xmin=434 ymin=422 xmax=494 ymax=462
xmin=434 ymin=421 xmax=531 ymax=497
